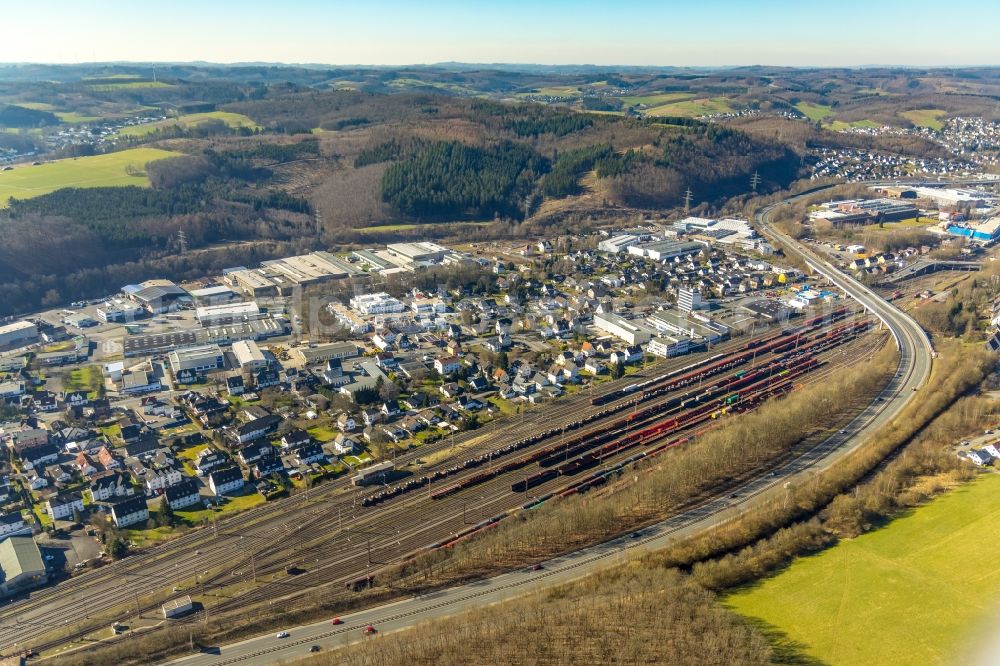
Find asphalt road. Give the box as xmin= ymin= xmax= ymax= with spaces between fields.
xmin=161 ymin=196 xmax=935 ymax=666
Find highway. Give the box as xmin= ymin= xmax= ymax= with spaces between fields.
xmin=159 ymin=195 xmax=936 ymax=666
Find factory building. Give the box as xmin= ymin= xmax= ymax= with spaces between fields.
xmin=196 ymin=302 xmax=263 ymax=326
xmin=350 ymin=292 xmax=405 ymax=315
xmin=0 ymin=321 xmax=38 ymax=350
xmin=168 ymin=345 xmax=225 ymax=374
xmin=232 ymin=340 xmax=267 ymax=370
xmin=385 ymin=242 xmax=450 ymax=265
xmin=594 ymin=312 xmax=654 ymax=345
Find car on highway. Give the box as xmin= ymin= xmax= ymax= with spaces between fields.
xmin=310 ymin=645 xmax=322 ymax=652
xmin=276 ymin=631 xmax=290 ymax=639
xmin=331 ymin=617 xmax=343 ymax=625
xmin=363 ymin=625 xmax=377 ymax=635
xmin=839 ymin=429 xmax=846 ymax=434
xmin=532 ymin=563 xmax=543 ymax=571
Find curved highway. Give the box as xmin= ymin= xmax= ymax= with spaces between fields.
xmin=161 ymin=194 xmax=935 ymax=666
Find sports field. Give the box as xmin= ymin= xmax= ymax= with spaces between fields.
xmin=0 ymin=147 xmax=180 ymax=205
xmin=727 ymin=474 xmax=1000 ymax=666
xmin=117 ymin=111 xmax=258 ymax=137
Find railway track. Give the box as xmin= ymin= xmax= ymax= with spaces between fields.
xmin=0 ymin=312 xmax=871 ymax=656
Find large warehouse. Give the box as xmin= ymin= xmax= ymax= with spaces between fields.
xmin=0 ymin=321 xmax=39 ymax=350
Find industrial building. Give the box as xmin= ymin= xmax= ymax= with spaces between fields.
xmin=809 ymin=199 xmax=917 ymax=225
xmin=350 ymin=292 xmax=405 ymax=315
xmin=290 ymin=341 xmax=359 ymax=365
xmin=947 ymin=216 xmax=1000 ymax=242
xmin=168 ymin=345 xmax=225 ymax=374
xmin=188 ymin=285 xmax=238 ymax=306
xmin=122 ymin=319 xmax=285 ymax=357
xmin=677 ymin=287 xmax=702 ymax=313
xmin=878 ymin=185 xmax=997 ymax=209
xmin=648 ymin=334 xmax=694 ymax=358
xmin=0 ymin=536 xmax=47 ymax=597
xmin=385 ymin=242 xmax=450 ymax=265
xmin=594 ymin=312 xmax=655 ymax=345
xmin=647 ymin=310 xmax=729 ymax=345
xmin=598 ymin=234 xmax=641 ymax=254
xmin=232 ymin=340 xmax=267 ymax=370
xmin=0 ymin=321 xmax=38 ymax=350
xmin=96 ymin=301 xmax=145 ymax=323
xmin=122 ymin=279 xmax=191 ymax=314
xmin=259 ymin=251 xmax=356 ymax=287
xmin=225 ymin=268 xmax=279 ymax=298
xmin=196 ymin=302 xmax=262 ymax=326
xmin=626 ymin=240 xmax=704 ymax=261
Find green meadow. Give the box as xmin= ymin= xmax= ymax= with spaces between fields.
xmin=728 ymin=474 xmax=1000 ymax=666
xmin=0 ymin=147 xmax=181 ymax=205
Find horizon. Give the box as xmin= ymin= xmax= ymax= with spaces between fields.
xmin=3 ymin=0 xmax=999 ymax=68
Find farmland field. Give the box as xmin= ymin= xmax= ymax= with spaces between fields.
xmin=0 ymin=147 xmax=181 ymax=205
xmin=795 ymin=101 xmax=835 ymax=122
xmin=827 ymin=119 xmax=881 ymax=131
xmin=619 ymin=92 xmax=695 ymax=107
xmin=727 ymin=474 xmax=1000 ymax=666
xmin=901 ymin=108 xmax=947 ymax=131
xmin=87 ymin=80 xmax=173 ymax=91
xmin=646 ymin=96 xmax=734 ymax=117
xmin=117 ymin=111 xmax=258 ymax=137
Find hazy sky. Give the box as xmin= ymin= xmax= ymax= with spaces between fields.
xmin=3 ymin=0 xmax=998 ymax=67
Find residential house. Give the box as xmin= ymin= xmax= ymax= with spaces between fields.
xmin=19 ymin=443 xmax=59 ymax=471
xmin=439 ymin=383 xmax=462 ymax=399
xmin=336 ymin=413 xmax=357 ymax=432
xmin=46 ymin=492 xmax=84 ymax=521
xmin=163 ymin=479 xmax=201 ymax=510
xmin=195 ymin=449 xmax=228 ymax=476
xmin=0 ymin=512 xmax=27 ymax=538
xmin=280 ymin=429 xmax=311 ymax=450
xmin=233 ymin=414 xmax=283 ymax=445
xmin=110 ymin=495 xmax=150 ymax=528
xmin=380 ymin=400 xmax=401 ymax=420
xmin=63 ymin=391 xmax=90 ymax=410
xmin=333 ymin=434 xmax=358 ymax=455
xmin=434 ymin=356 xmax=462 ymax=376
xmin=97 ymin=446 xmax=122 ymax=471
xmin=293 ymin=443 xmax=326 ymax=466
xmin=226 ymin=375 xmax=245 ymax=396
xmin=144 ymin=465 xmax=183 ymax=496
xmin=252 ymin=457 xmax=285 ymax=478
xmin=208 ymin=467 xmax=244 ymax=496
xmin=44 ymin=464 xmax=72 ymax=486
xmin=238 ymin=440 xmax=277 ymax=466
xmin=89 ymin=471 xmax=134 ymax=502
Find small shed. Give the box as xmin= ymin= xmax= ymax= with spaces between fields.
xmin=162 ymin=595 xmax=193 ymax=619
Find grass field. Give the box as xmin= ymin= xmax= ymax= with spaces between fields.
xmin=64 ymin=365 xmax=102 ymax=397
xmin=727 ymin=474 xmax=1000 ymax=666
xmin=901 ymin=108 xmax=947 ymax=131
xmin=795 ymin=101 xmax=835 ymax=122
xmin=646 ymin=96 xmax=734 ymax=117
xmin=827 ymin=119 xmax=881 ymax=131
xmin=0 ymin=147 xmax=180 ymax=205
xmin=88 ymin=81 xmax=173 ymax=91
xmin=619 ymin=92 xmax=695 ymax=107
xmin=117 ymin=111 xmax=258 ymax=137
